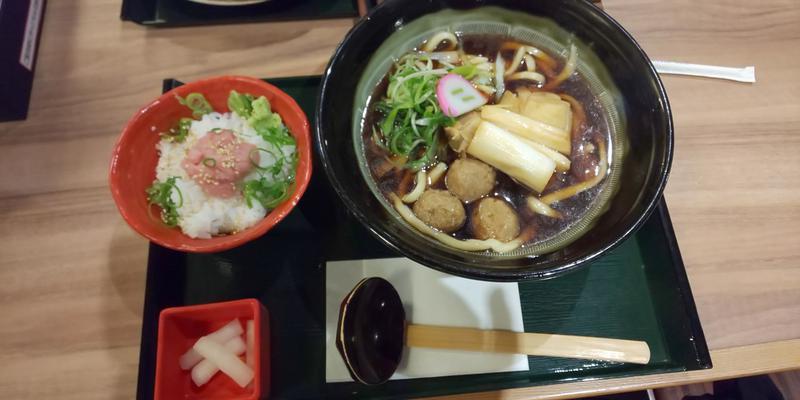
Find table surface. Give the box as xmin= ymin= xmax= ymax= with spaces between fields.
xmin=1 ymin=0 xmax=799 ymax=399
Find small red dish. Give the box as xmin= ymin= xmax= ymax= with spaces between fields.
xmin=155 ymin=299 xmax=270 ymax=400
xmin=109 ymin=76 xmax=312 ymax=253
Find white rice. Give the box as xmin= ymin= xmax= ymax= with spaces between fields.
xmin=154 ymin=112 xmax=295 ymax=239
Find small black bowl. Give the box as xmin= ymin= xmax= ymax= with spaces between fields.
xmin=316 ymin=0 xmax=673 ymax=281
xmin=336 ymin=277 xmax=406 ymax=385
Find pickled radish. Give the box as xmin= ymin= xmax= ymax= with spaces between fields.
xmin=436 ymin=74 xmax=487 ymax=117
xmin=179 ymin=319 xmax=244 ymax=370
xmin=246 ymin=320 xmax=255 ymax=369
xmin=190 ymin=336 xmax=247 ymax=387
xmin=194 ymin=336 xmax=254 ymax=388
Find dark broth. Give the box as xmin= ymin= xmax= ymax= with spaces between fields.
xmin=362 ymin=34 xmax=611 ymax=249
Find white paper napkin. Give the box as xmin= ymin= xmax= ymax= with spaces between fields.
xmin=325 ymin=257 xmax=530 ymax=382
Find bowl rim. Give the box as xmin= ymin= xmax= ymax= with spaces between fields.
xmin=315 ymin=1 xmax=674 ymax=281
xmin=110 ymin=75 xmax=312 ymax=253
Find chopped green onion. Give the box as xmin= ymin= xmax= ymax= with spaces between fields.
xmin=202 ymin=158 xmax=216 ymax=168
xmin=249 ymin=147 xmax=285 ymax=176
xmin=145 ymin=177 xmax=182 ymax=227
xmin=374 ymin=54 xmax=455 ymax=170
xmin=176 ymin=93 xmax=214 ymax=118
xmin=451 ymin=64 xmax=478 ymax=79
xmin=243 ymin=151 xmax=297 ymax=210
xmin=242 ymin=179 xmax=294 ymax=210
xmin=161 ymin=118 xmax=193 ymax=143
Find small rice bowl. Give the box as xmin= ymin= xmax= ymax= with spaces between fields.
xmin=155 ymin=112 xmax=295 ymax=239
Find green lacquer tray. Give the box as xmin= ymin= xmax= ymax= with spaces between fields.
xmin=135 ymin=76 xmax=711 ymax=399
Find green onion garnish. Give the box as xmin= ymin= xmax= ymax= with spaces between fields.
xmin=176 ymin=93 xmax=214 ymax=118
xmin=161 ymin=118 xmax=192 ymax=143
xmin=202 ymin=158 xmax=216 ymax=168
xmin=374 ymin=54 xmax=455 ymax=170
xmin=145 ymin=177 xmax=182 ymax=227
xmin=225 ymin=90 xmax=298 ymax=211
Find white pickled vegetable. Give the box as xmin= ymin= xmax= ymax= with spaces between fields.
xmin=190 ymin=336 xmax=247 ymax=387
xmin=246 ymin=320 xmax=256 ymax=369
xmin=437 ymin=74 xmax=487 ymax=117
xmin=481 ymin=106 xmax=571 ymax=154
xmin=402 ymin=170 xmax=427 ymax=203
xmin=191 ymin=361 xmax=220 ymax=388
xmin=194 ymin=336 xmax=255 ymax=388
xmin=180 ymin=319 xmax=244 ymax=370
xmin=467 ymin=122 xmax=556 ymax=193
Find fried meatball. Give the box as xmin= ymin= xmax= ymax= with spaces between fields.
xmin=445 ymin=158 xmax=496 ymax=202
xmin=412 ymin=189 xmax=466 ymax=233
xmin=471 ymin=198 xmax=521 ymax=242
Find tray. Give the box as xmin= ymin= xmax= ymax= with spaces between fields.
xmin=135 ymin=76 xmax=711 ymax=399
xmin=121 ymin=0 xmax=370 ymax=27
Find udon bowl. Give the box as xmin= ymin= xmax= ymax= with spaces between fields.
xmin=316 ymin=0 xmax=672 ymax=281
xmin=110 ymin=76 xmax=312 ymax=253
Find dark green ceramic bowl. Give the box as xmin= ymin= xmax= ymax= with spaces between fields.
xmin=316 ymin=0 xmax=673 ymax=281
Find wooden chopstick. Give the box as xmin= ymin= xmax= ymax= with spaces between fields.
xmin=407 ymin=324 xmax=651 ymax=364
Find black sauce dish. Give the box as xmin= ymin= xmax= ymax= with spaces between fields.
xmin=315 ymin=0 xmax=673 ymax=281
